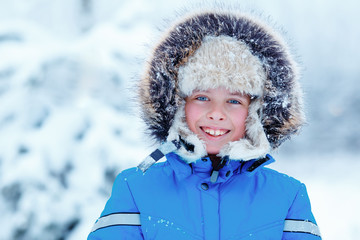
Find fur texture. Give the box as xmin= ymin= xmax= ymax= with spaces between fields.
xmin=138 ymin=9 xmax=304 ymax=162
xmin=178 ymin=36 xmax=265 ymax=97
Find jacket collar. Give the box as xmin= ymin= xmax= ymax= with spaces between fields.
xmin=165 ymin=152 xmax=275 ymax=182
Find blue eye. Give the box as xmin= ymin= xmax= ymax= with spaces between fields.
xmin=228 ymin=99 xmax=240 ymax=104
xmin=196 ymin=96 xmax=208 ymax=101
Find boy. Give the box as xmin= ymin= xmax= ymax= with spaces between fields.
xmin=88 ymin=8 xmax=321 ymax=240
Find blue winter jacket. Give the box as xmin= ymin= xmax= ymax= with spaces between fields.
xmin=88 ymin=153 xmax=321 ymax=240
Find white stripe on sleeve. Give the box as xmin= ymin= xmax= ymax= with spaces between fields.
xmin=91 ymin=213 xmax=141 ymax=232
xmin=284 ymin=219 xmax=321 ymax=237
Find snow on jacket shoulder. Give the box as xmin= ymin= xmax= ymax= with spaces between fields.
xmin=88 ymin=153 xmax=321 ymax=240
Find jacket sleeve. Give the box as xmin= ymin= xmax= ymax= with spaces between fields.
xmin=282 ymin=183 xmax=321 ymax=240
xmin=87 ymin=171 xmax=144 ymax=240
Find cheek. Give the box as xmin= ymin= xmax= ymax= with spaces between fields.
xmin=185 ymin=102 xmax=200 ymax=131
xmin=232 ymin=108 xmax=249 ymax=138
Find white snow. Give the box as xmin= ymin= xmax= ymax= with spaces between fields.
xmin=272 ymin=153 xmax=360 ymax=240
xmin=0 ymin=0 xmax=359 ymax=240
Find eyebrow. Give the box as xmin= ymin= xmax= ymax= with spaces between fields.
xmin=229 ymin=92 xmax=247 ymax=97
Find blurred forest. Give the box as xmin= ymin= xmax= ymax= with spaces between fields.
xmin=0 ymin=0 xmax=359 ymax=239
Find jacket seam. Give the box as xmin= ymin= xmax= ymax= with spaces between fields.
xmin=100 ymin=212 xmax=141 ymax=218
xmin=225 ymin=220 xmax=284 ymax=240
xmin=287 ymin=183 xmax=304 ymax=211
xmin=121 ymin=174 xmax=141 ymax=218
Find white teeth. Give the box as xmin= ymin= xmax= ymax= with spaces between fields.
xmin=204 ymin=128 xmax=227 ymax=136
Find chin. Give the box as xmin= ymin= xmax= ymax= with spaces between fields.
xmin=206 ymin=148 xmax=221 ymax=155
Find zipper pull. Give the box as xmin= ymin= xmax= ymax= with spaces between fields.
xmin=210 ymin=170 xmax=219 ymax=183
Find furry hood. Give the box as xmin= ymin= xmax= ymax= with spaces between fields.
xmin=138 ymin=10 xmax=304 ymax=163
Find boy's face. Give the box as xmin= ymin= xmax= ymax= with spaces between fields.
xmin=185 ymin=87 xmax=250 ymax=154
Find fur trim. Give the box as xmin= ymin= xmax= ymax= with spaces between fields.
xmin=139 ymin=9 xmax=304 ymax=162
xmin=167 ymin=104 xmax=208 ymax=162
xmin=178 ymin=35 xmax=265 ymax=98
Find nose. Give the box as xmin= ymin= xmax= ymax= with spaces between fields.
xmin=207 ymin=104 xmax=226 ymax=121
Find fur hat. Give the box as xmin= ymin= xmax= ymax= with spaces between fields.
xmin=138 ymin=9 xmax=304 ymax=163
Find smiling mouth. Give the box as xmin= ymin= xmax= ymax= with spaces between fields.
xmin=201 ymin=127 xmax=230 ymax=137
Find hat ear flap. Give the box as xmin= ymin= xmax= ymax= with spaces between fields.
xmin=167 ymin=103 xmax=208 ymax=162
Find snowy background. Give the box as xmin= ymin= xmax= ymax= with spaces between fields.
xmin=0 ymin=0 xmax=359 ymax=239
